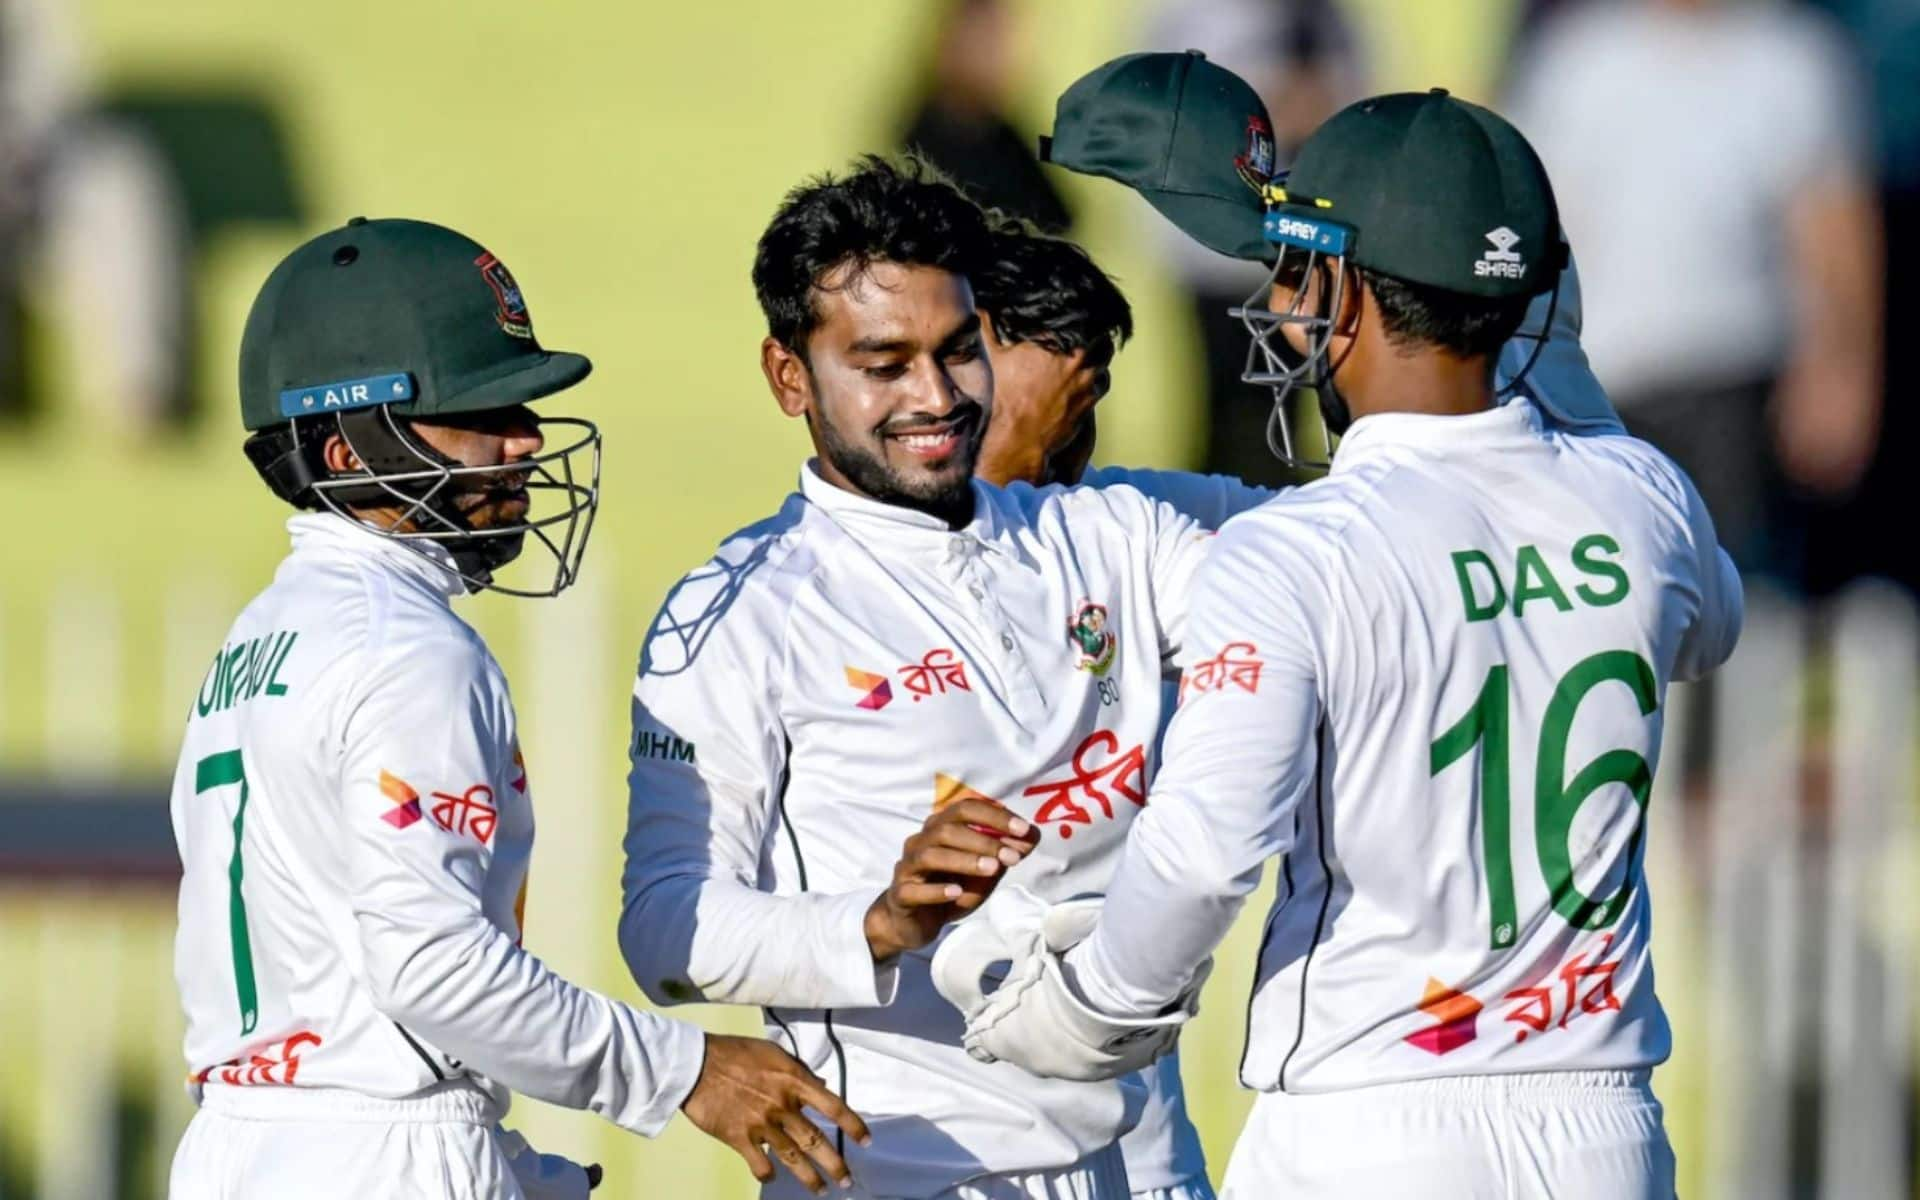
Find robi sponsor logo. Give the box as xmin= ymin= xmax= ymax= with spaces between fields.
xmin=845 ymin=666 xmax=893 ymax=711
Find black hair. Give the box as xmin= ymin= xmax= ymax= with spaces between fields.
xmin=972 ymin=223 xmax=1133 ymax=368
xmin=752 ymin=155 xmax=993 ymax=358
xmin=1362 ymin=267 xmax=1531 ymax=360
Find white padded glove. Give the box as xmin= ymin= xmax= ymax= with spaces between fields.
xmin=931 ymin=886 xmax=1208 ymax=1082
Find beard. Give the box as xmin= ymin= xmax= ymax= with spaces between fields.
xmin=815 ymin=399 xmax=985 ymax=526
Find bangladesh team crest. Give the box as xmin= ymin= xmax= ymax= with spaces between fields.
xmin=474 ymin=251 xmax=534 ymax=340
xmin=1069 ymin=600 xmax=1117 ymax=677
xmin=1235 ymin=115 xmax=1277 ymax=194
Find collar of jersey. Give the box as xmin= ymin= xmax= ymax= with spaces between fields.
xmin=798 ymin=460 xmax=1009 ymax=554
xmin=286 ymin=513 xmax=467 ymax=599
xmin=1331 ymin=398 xmax=1544 ymax=472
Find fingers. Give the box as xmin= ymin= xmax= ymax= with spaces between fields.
xmin=798 ymin=1076 xmax=873 ymax=1149
xmin=777 ymin=1108 xmax=853 ymax=1191
xmin=892 ymin=880 xmax=966 ymax=907
xmin=936 ymin=799 xmax=1034 ymax=842
xmin=732 ymin=1136 xmax=776 ymax=1185
xmin=918 ymin=822 xmax=1021 ymax=862
xmin=758 ymin=1122 xmax=829 ymax=1195
xmin=909 ymin=845 xmax=1009 ymax=879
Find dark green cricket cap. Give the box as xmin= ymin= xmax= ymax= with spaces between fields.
xmin=1267 ymin=89 xmax=1564 ymax=298
xmin=238 ymin=217 xmax=590 ymax=431
xmin=1042 ymin=50 xmax=1276 ymax=261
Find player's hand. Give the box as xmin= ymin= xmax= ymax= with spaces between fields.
xmin=680 ymin=1034 xmax=870 ymax=1196
xmin=865 ymin=798 xmax=1040 ymax=964
xmin=974 ymin=342 xmax=1108 ymax=487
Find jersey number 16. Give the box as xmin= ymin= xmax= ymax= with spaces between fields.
xmin=1429 ymin=649 xmax=1658 ymax=951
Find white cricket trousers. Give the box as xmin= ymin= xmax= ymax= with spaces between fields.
xmin=764 ymin=1140 xmax=1131 ymax=1200
xmin=170 ymin=1079 xmax=522 ymax=1199
xmin=1220 ymin=1069 xmax=1676 ymax=1200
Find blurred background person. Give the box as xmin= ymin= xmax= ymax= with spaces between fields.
xmin=900 ymin=0 xmax=1072 ymax=232
xmin=0 ymin=0 xmax=200 ymax=429
xmin=1140 ymin=0 xmax=1368 ymax=487
xmin=1505 ymin=0 xmax=1883 ymax=586
xmin=1796 ymin=0 xmax=1920 ymax=596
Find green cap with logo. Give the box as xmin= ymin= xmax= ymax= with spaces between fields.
xmin=1267 ymin=89 xmax=1564 ymax=298
xmin=1041 ymin=50 xmax=1276 ymax=261
xmin=238 ymin=217 xmax=590 ymax=431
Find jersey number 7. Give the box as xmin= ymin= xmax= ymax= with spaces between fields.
xmin=195 ymin=749 xmax=261 ymax=1035
xmin=1429 ymin=649 xmax=1659 ymax=950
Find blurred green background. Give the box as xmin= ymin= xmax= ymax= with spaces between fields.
xmin=0 ymin=0 xmax=1891 ymax=1197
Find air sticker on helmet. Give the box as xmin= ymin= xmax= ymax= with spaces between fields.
xmin=277 ymin=372 xmax=414 ymax=418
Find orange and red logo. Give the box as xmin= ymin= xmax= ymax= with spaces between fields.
xmin=1404 ymin=978 xmax=1482 ymax=1056
xmin=379 ymin=771 xmax=423 ymax=829
xmin=846 ymin=666 xmax=893 ymax=711
xmin=378 ymin=770 xmax=497 ymax=845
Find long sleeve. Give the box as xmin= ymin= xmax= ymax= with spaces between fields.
xmin=1078 ymin=465 xmax=1277 ymax=531
xmin=620 ymin=588 xmax=898 ymax=1011
xmin=1130 ymin=487 xmax=1221 ymax=671
xmin=1674 ymin=469 xmax=1744 ymax=682
xmin=340 ymin=641 xmax=705 ymax=1138
xmin=1069 ymin=526 xmax=1325 ymax=1018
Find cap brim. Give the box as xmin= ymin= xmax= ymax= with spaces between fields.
xmin=1137 ymin=189 xmax=1275 ymax=263
xmin=395 ymin=349 xmax=593 ymax=420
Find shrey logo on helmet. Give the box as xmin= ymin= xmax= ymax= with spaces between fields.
xmin=1475 ymin=227 xmax=1526 ymax=281
xmin=475 ymin=251 xmax=534 ymax=339
xmin=1235 ymin=115 xmax=1277 ymax=193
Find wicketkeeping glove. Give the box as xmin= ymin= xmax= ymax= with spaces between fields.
xmin=931 ymin=885 xmax=1209 ymax=1082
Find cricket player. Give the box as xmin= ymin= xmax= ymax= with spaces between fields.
xmin=169 ymin=217 xmax=868 ymax=1199
xmin=954 ymin=91 xmax=1742 ymax=1199
xmin=621 ymin=157 xmax=1219 ymax=1200
xmin=970 ymin=223 xmax=1213 ymax=1200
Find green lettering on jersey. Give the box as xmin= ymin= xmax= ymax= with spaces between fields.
xmin=1572 ymin=534 xmax=1631 ymax=607
xmin=263 ymin=632 xmax=299 ymax=697
xmin=196 ymin=649 xmax=225 ymax=717
xmin=1511 ymin=546 xmax=1573 ymax=617
xmin=193 ymin=630 xmax=300 ymax=717
xmin=1451 ymin=550 xmax=1506 ymax=623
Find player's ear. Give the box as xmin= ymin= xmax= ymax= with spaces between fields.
xmin=761 ymin=336 xmax=813 ymax=419
xmin=1336 ymin=260 xmax=1366 ymax=336
xmin=321 ymin=430 xmax=364 ymax=473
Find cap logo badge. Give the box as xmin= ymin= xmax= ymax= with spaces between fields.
xmin=1475 ymin=227 xmax=1527 ymax=281
xmin=474 ymin=251 xmax=534 ymax=340
xmin=1235 ymin=115 xmax=1277 ymax=194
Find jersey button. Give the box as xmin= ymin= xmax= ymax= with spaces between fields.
xmin=999 ymin=633 xmax=1015 ymax=650
xmin=969 ymin=584 xmax=985 ymax=600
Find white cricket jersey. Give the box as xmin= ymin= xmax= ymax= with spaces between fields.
xmin=170 ymin=514 xmax=704 ymax=1133
xmin=622 ymin=464 xmax=1211 ymax=1198
xmin=1071 ymin=401 xmax=1742 ymax=1094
